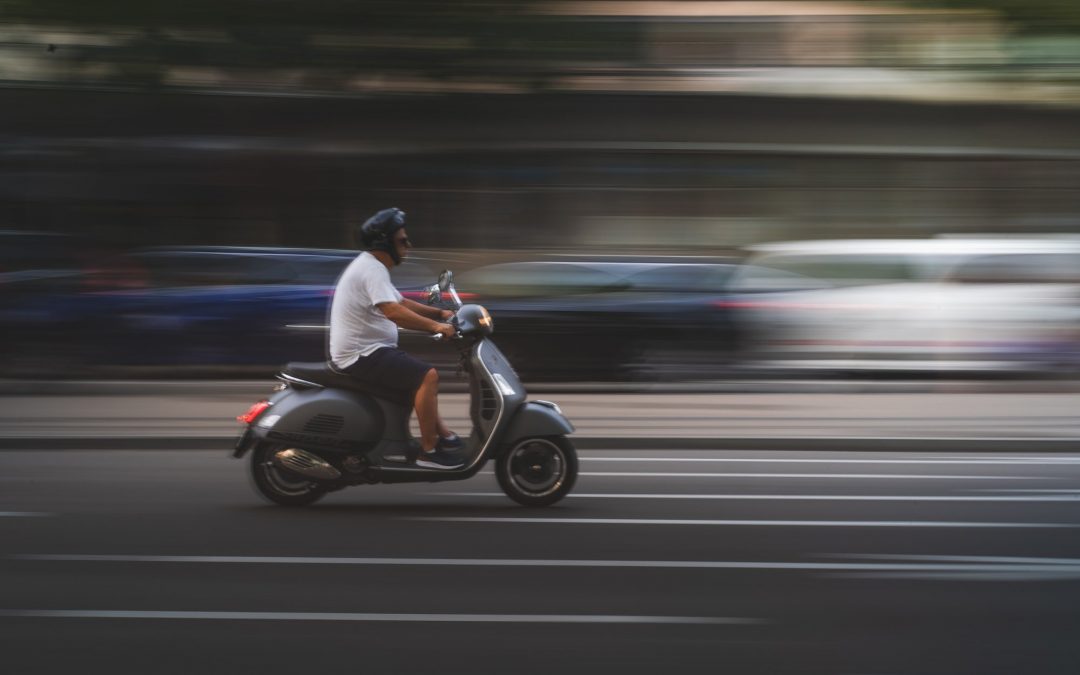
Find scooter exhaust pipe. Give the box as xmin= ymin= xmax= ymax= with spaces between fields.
xmin=272 ymin=448 xmax=341 ymax=480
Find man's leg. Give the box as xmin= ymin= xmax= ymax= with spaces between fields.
xmin=414 ymin=368 xmax=441 ymax=452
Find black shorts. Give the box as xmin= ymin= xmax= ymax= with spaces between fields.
xmin=340 ymin=347 xmax=433 ymax=406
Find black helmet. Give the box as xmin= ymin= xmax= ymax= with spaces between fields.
xmin=356 ymin=207 xmax=407 ymax=264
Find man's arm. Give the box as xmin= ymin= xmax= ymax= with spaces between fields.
xmin=401 ymin=297 xmax=452 ymax=321
xmin=379 ymin=301 xmax=455 ymax=337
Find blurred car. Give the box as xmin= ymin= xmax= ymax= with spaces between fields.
xmin=0 ymin=230 xmax=123 ymax=375
xmin=0 ymin=230 xmax=95 ymax=289
xmin=457 ymin=259 xmax=740 ymax=381
xmin=727 ymin=238 xmax=1080 ymax=374
xmin=1 ymin=246 xmax=441 ymax=376
xmin=118 ymin=246 xmax=441 ymax=289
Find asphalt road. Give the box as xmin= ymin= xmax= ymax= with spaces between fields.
xmin=2 ymin=447 xmax=1080 ymax=674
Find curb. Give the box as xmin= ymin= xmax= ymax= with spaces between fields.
xmin=1 ymin=436 xmax=1076 ymax=453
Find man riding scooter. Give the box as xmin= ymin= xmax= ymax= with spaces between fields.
xmin=234 ymin=223 xmax=578 ymax=507
xmin=328 ymin=207 xmax=464 ymax=469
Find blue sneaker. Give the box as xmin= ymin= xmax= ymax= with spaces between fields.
xmin=439 ymin=433 xmax=464 ymax=451
xmin=415 ymin=448 xmax=465 ymax=470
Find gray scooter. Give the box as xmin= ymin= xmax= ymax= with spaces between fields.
xmin=233 ymin=271 xmax=577 ymax=507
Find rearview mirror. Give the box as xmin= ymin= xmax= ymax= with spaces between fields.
xmin=438 ymin=270 xmax=453 ymax=292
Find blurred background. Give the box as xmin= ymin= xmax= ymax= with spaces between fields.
xmin=2 ymin=0 xmax=1079 ymax=383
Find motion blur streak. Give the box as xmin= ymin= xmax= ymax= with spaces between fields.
xmin=3 ymin=3 xmax=1080 ymax=673
xmin=1 ymin=3 xmax=1079 ymax=382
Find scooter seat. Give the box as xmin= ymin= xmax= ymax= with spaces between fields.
xmin=281 ymin=361 xmax=410 ymax=406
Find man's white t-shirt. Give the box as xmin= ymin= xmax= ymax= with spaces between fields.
xmin=328 ymin=252 xmax=403 ymax=369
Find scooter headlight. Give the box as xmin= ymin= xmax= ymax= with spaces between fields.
xmin=456 ymin=304 xmax=494 ymax=336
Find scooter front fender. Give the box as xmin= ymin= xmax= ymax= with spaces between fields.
xmin=502 ymin=401 xmax=575 ymax=445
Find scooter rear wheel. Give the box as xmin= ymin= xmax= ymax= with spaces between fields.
xmin=250 ymin=443 xmax=329 ymax=507
xmin=496 ymin=435 xmax=577 ymax=507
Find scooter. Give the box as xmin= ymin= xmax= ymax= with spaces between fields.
xmin=233 ymin=270 xmax=577 ymax=507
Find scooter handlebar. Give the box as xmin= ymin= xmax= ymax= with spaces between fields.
xmin=399 ymin=328 xmax=460 ymax=340
xmin=431 ymin=321 xmax=462 ymax=341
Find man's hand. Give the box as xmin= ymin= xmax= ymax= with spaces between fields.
xmin=439 ymin=309 xmax=455 ymax=321
xmin=434 ymin=323 xmax=457 ymax=340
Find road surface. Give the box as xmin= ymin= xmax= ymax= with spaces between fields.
xmin=2 ymin=446 xmax=1079 ymax=673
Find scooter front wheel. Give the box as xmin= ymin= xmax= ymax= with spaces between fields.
xmin=496 ymin=436 xmax=577 ymax=507
xmin=250 ymin=443 xmax=329 ymax=507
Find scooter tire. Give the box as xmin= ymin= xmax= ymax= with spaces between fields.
xmin=496 ymin=435 xmax=577 ymax=507
xmin=249 ymin=443 xmax=329 ymax=507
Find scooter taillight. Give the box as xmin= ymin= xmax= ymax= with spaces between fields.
xmin=237 ymin=400 xmax=270 ymax=425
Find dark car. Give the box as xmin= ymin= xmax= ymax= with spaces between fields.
xmin=457 ymin=259 xmax=740 ymax=381
xmin=1 ymin=246 xmax=441 ymax=377
xmin=0 ymin=230 xmax=122 ymax=375
xmin=0 ymin=229 xmax=107 ymax=279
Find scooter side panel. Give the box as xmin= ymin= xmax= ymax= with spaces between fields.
xmin=471 ymin=340 xmax=526 ymax=442
xmin=255 ymin=387 xmax=385 ymax=454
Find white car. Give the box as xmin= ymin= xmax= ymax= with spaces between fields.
xmin=729 ymin=237 xmax=1080 ymax=374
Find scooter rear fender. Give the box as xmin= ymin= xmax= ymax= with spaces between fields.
xmin=233 ymin=386 xmax=294 ymax=458
xmin=501 ymin=401 xmax=575 ymax=449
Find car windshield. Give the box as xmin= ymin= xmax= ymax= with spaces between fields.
xmin=461 ymin=263 xmax=630 ymax=298
xmin=136 ymin=253 xmax=299 ymax=287
xmin=389 ymin=260 xmax=436 ymax=289
xmin=0 ymin=232 xmax=87 ymax=280
xmin=949 ymin=253 xmax=1080 ymax=284
xmin=733 ymin=254 xmax=919 ymax=291
xmin=623 ymin=264 xmax=735 ymax=292
xmin=127 ymin=251 xmax=361 ymax=288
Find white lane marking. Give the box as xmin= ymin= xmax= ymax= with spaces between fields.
xmin=972 ymin=489 xmax=1080 ymax=494
xmin=826 ymin=554 xmax=1080 ymax=580
xmin=9 ymin=554 xmax=1080 ymax=574
xmin=0 ymin=512 xmax=51 ymax=517
xmin=578 ymin=472 xmax=1044 ymax=480
xmin=435 ymin=492 xmax=1080 ymax=502
xmin=0 ymin=609 xmax=756 ymax=625
xmin=838 ymin=571 xmax=1080 ymax=581
xmin=411 ymin=517 xmax=1078 ymax=528
xmin=843 ymin=554 xmax=1080 ymax=566
xmin=932 ymin=456 xmax=1080 ymax=461
xmin=581 ymin=457 xmax=1080 ymax=466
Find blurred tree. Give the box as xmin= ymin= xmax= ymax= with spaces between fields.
xmin=0 ymin=0 xmax=639 ymax=88
xmin=0 ymin=0 xmax=482 ymax=29
xmin=911 ymin=0 xmax=1080 ymax=33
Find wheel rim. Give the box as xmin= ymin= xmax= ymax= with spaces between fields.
xmin=506 ymin=438 xmax=566 ymax=497
xmin=259 ymin=458 xmax=316 ymax=497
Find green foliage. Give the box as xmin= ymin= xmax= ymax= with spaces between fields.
xmin=0 ymin=1 xmax=476 ymax=29
xmin=7 ymin=0 xmax=1080 ymax=34
xmin=909 ymin=0 xmax=1080 ymax=33
xmin=0 ymin=1 xmax=635 ymax=84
